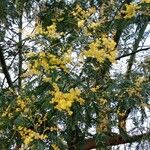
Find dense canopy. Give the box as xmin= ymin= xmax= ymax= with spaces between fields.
xmin=0 ymin=0 xmax=150 ymax=149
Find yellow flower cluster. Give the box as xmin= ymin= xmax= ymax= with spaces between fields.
xmin=35 ymin=23 xmax=61 ymax=38
xmin=43 ymin=126 xmax=60 ymax=134
xmin=51 ymin=84 xmax=84 ymax=115
xmin=126 ymin=77 xmax=145 ymax=97
xmin=50 ymin=126 xmax=59 ymax=132
xmin=97 ymin=97 xmax=111 ymax=132
xmin=25 ymin=51 xmax=71 ymax=76
xmin=72 ymin=4 xmax=96 ymax=28
xmin=1 ymin=105 xmax=13 ymax=118
xmin=117 ymin=109 xmax=125 ymax=117
xmin=88 ymin=3 xmax=112 ymax=30
xmin=84 ymin=36 xmax=117 ymax=63
xmin=91 ymin=85 xmax=100 ymax=92
xmin=140 ymin=0 xmax=150 ymax=16
xmin=99 ymin=98 xmax=108 ymax=106
xmin=126 ymin=88 xmax=141 ymax=97
xmin=89 ymin=21 xmax=101 ymax=30
xmin=18 ymin=126 xmax=47 ymax=146
xmin=135 ymin=76 xmax=145 ymax=87
xmin=51 ymin=144 xmax=60 ymax=150
xmin=122 ymin=3 xmax=140 ymax=19
xmin=34 ymin=113 xmax=47 ymax=128
xmin=142 ymin=0 xmax=150 ymax=3
xmin=16 ymin=96 xmax=28 ymax=113
xmin=78 ymin=20 xmax=85 ymax=28
xmin=96 ymin=112 xmax=109 ymax=132
xmin=42 ymin=77 xmax=52 ymax=83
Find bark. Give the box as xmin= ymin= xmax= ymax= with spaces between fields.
xmin=85 ymin=132 xmax=150 ymax=150
xmin=18 ymin=13 xmax=23 ymax=90
xmin=0 ymin=46 xmax=13 ymax=88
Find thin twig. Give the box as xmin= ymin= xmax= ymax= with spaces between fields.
xmin=116 ymin=47 xmax=150 ymax=60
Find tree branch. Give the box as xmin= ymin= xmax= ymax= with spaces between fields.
xmin=116 ymin=47 xmax=150 ymax=60
xmin=18 ymin=13 xmax=23 ymax=90
xmin=85 ymin=132 xmax=150 ymax=150
xmin=116 ymin=23 xmax=148 ymax=134
xmin=0 ymin=46 xmax=13 ymax=88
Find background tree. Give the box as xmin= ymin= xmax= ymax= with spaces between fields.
xmin=0 ymin=0 xmax=150 ymax=149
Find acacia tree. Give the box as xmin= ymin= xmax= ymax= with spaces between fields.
xmin=0 ymin=0 xmax=150 ymax=149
